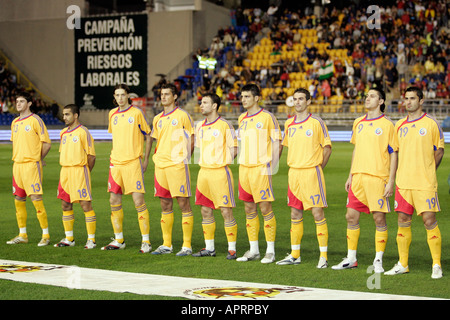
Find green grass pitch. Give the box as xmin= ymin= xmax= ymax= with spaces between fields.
xmin=0 ymin=141 xmax=448 ymax=299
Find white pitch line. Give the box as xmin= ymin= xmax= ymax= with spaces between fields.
xmin=0 ymin=259 xmax=443 ymax=300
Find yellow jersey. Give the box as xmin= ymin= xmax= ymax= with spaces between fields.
xmin=10 ymin=113 xmax=51 ymax=163
xmin=238 ymin=108 xmax=281 ymax=167
xmin=59 ymin=124 xmax=95 ymax=167
xmin=151 ymin=107 xmax=194 ymax=168
xmin=108 ymin=105 xmax=151 ymax=165
xmin=395 ymin=113 xmax=445 ymax=191
xmin=350 ymin=114 xmax=398 ymax=179
xmin=195 ymin=116 xmax=237 ymax=168
xmin=283 ymin=114 xmax=332 ymax=168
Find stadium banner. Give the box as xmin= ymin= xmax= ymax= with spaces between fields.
xmin=74 ymin=14 xmax=148 ymax=109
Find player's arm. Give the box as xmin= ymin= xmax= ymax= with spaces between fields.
xmin=383 ymin=150 xmax=398 ymax=198
xmin=188 ymin=134 xmax=194 ymax=160
xmin=271 ymin=137 xmax=283 ymax=168
xmin=87 ymin=154 xmax=96 ymax=172
xmin=345 ymin=147 xmax=356 ymax=192
xmin=435 ymin=147 xmax=444 ymax=169
xmin=322 ymin=145 xmax=332 ymax=169
xmin=142 ymin=134 xmax=152 ymax=172
xmin=41 ymin=142 xmax=51 ymax=164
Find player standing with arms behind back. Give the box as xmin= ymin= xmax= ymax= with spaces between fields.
xmin=276 ymin=88 xmax=331 ymax=268
xmin=385 ymin=87 xmax=444 ymax=279
xmin=193 ymin=93 xmax=239 ymax=259
xmin=150 ymin=83 xmax=195 ymax=256
xmin=8 ymin=91 xmax=51 ymax=246
xmin=102 ymin=84 xmax=152 ymax=253
xmin=332 ymin=87 xmax=398 ymax=273
xmin=236 ymin=83 xmax=282 ymax=264
xmin=55 ymin=104 xmax=97 ymax=249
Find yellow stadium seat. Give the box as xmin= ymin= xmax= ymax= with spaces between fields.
xmin=286 ymin=88 xmax=295 ymax=96
xmin=328 ymin=105 xmax=338 ymax=112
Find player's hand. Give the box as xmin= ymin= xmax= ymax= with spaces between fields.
xmin=345 ymin=175 xmax=352 ymax=192
xmin=142 ymin=158 xmax=149 ymax=172
xmin=382 ymin=180 xmax=394 ymax=198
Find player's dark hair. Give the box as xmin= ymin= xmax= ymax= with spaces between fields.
xmin=241 ymin=83 xmax=261 ymax=97
xmin=16 ymin=91 xmax=33 ymax=104
xmin=113 ymin=83 xmax=133 ymax=106
xmin=161 ymin=83 xmax=179 ymax=101
xmin=369 ymin=86 xmax=386 ymax=112
xmin=64 ymin=104 xmax=80 ymax=117
xmin=405 ymin=86 xmax=424 ymax=100
xmin=294 ymin=87 xmax=311 ymax=101
xmin=202 ymin=93 xmax=221 ymax=112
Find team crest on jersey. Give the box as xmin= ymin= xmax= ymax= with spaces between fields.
xmin=374 ymin=128 xmax=383 ymax=136
xmin=25 ymin=125 xmax=31 ymax=132
xmin=128 ymin=116 xmax=135 ymax=124
xmin=419 ymin=128 xmax=427 ymax=136
xmin=305 ymin=129 xmax=313 ymax=137
xmin=256 ymin=122 xmax=263 ymax=129
xmin=394 ymin=200 xmax=398 ymax=209
xmin=72 ymin=136 xmax=79 ymax=143
xmin=212 ymin=129 xmax=220 ymax=137
xmin=171 ymin=119 xmax=179 ymax=126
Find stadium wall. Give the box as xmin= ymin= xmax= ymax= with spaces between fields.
xmin=0 ymin=0 xmax=229 ymax=114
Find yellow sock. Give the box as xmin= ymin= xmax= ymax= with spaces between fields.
xmin=33 ymin=199 xmax=49 ymax=238
xmin=397 ymin=222 xmax=412 ymax=268
xmin=136 ymin=204 xmax=150 ymax=243
xmin=375 ymin=225 xmax=388 ymax=254
xmin=182 ymin=211 xmax=193 ymax=248
xmin=161 ymin=210 xmax=174 ymax=247
xmin=202 ymin=216 xmax=216 ymax=241
xmin=262 ymin=210 xmax=276 ymax=243
xmin=15 ymin=199 xmax=27 ymax=237
xmin=62 ymin=210 xmax=75 ymax=242
xmin=224 ymin=219 xmax=238 ymax=244
xmin=290 ymin=218 xmax=303 ymax=259
xmin=426 ymin=222 xmax=441 ymax=267
xmin=316 ymin=218 xmax=328 ymax=259
xmin=246 ymin=211 xmax=259 ymax=242
xmin=84 ymin=210 xmax=96 ymax=241
xmin=110 ymin=204 xmax=124 ymax=243
xmin=347 ymin=224 xmax=360 ymax=251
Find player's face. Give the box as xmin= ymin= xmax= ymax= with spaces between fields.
xmin=114 ymin=88 xmax=129 ymax=108
xmin=404 ymin=91 xmax=423 ymax=113
xmin=293 ymin=92 xmax=310 ymax=113
xmin=15 ymin=97 xmax=31 ymax=113
xmin=161 ymin=88 xmax=177 ymax=107
xmin=200 ymin=97 xmax=215 ymax=116
xmin=365 ymin=90 xmax=382 ymax=111
xmin=63 ymin=109 xmax=76 ymax=127
xmin=241 ymin=91 xmax=258 ymax=110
